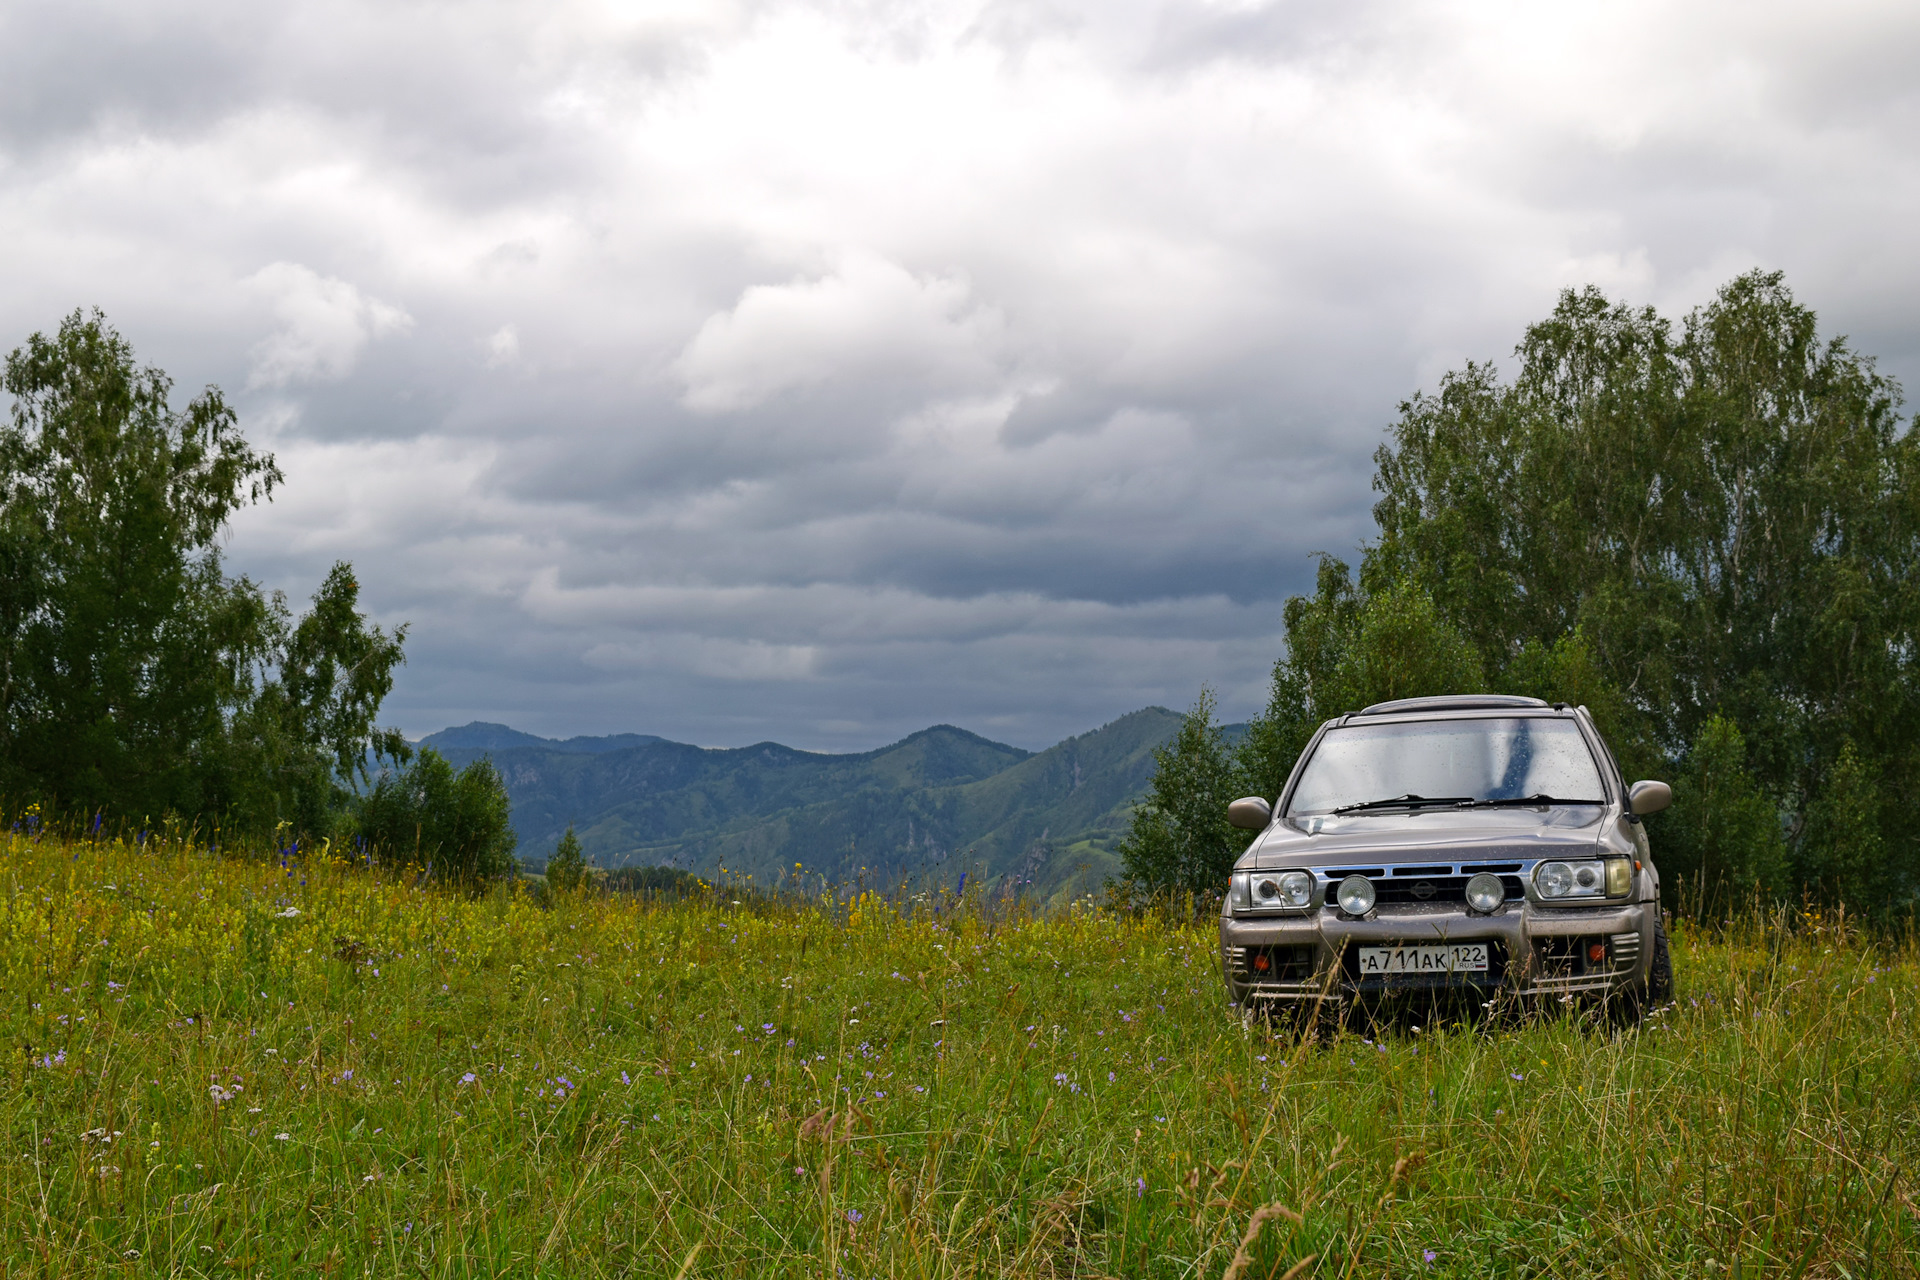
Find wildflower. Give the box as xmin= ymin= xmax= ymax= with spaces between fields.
xmin=1425 ymin=1250 xmax=1437 ymax=1264
xmin=1108 ymin=1072 xmax=1115 ymax=1082
xmin=1135 ymin=1177 xmax=1146 ymax=1197
xmin=274 ymin=1133 xmax=291 ymax=1141
xmin=845 ymin=1210 xmax=863 ymax=1224
xmin=1510 ymin=1073 xmax=1524 ymax=1081
xmin=461 ymin=1073 xmax=477 ymax=1084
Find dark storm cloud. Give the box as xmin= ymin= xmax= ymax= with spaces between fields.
xmin=3 ymin=0 xmax=1917 ymax=750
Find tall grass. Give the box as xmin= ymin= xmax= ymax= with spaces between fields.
xmin=2 ymin=828 xmax=1915 ymax=1277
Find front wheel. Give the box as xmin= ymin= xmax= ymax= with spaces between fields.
xmin=1646 ymin=918 xmax=1673 ymax=1004
xmin=1619 ymin=919 xmax=1673 ymax=1025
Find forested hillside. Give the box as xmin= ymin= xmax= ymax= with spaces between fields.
xmin=424 ymin=708 xmax=1193 ymax=900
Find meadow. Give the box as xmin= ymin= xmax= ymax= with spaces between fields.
xmin=2 ymin=827 xmax=1916 ymax=1278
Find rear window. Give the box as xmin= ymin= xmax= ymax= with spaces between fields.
xmin=1286 ymin=716 xmax=1605 ymax=815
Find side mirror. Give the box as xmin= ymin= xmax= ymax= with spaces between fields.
xmin=1227 ymin=796 xmax=1273 ymax=830
xmin=1628 ymin=780 xmax=1672 ymax=816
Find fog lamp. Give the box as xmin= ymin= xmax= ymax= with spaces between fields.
xmin=1336 ymin=875 xmax=1376 ymax=916
xmin=1465 ymin=872 xmax=1506 ymax=913
xmin=1587 ymin=941 xmax=1607 ymax=964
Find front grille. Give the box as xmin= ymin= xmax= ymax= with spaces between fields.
xmin=1318 ymin=863 xmax=1524 ymax=909
xmin=1609 ymin=931 xmax=1641 ymax=969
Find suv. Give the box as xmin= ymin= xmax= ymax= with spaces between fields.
xmin=1219 ymin=695 xmax=1672 ymax=1017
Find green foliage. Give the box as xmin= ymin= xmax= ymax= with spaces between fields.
xmin=1655 ymin=716 xmax=1789 ymax=909
xmin=0 ymin=310 xmax=276 ymax=819
xmin=354 ymin=747 xmax=517 ymax=883
xmin=1115 ymin=689 xmax=1247 ymax=895
xmin=7 ymin=829 xmax=1920 ymax=1275
xmin=1330 ymin=576 xmax=1485 ymax=711
xmin=1365 ymin=270 xmax=1920 ymax=909
xmin=1798 ymin=740 xmax=1887 ymax=910
xmin=600 ymin=863 xmax=704 ymax=895
xmin=545 ymin=824 xmax=587 ymax=893
xmin=1502 ymin=629 xmax=1664 ymax=785
xmin=0 ymin=311 xmax=407 ymax=838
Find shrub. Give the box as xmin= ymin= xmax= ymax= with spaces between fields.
xmin=545 ymin=825 xmax=587 ymax=893
xmin=1116 ymin=689 xmax=1247 ymax=896
xmin=1655 ymin=715 xmax=1789 ymax=911
xmin=354 ymin=748 xmax=516 ymax=883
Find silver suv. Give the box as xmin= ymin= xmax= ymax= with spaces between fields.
xmin=1219 ymin=694 xmax=1672 ymax=1017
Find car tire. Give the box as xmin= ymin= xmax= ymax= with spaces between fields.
xmin=1646 ymin=918 xmax=1673 ymax=1005
xmin=1620 ymin=918 xmax=1673 ymax=1025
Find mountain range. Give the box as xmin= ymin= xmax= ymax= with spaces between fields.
xmin=419 ymin=708 xmax=1209 ymax=901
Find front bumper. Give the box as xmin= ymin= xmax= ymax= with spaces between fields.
xmin=1219 ymin=900 xmax=1654 ymax=1005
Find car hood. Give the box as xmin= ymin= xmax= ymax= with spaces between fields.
xmin=1241 ymin=806 xmax=1613 ymax=870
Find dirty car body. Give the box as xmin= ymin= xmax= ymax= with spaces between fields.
xmin=1219 ymin=695 xmax=1671 ymax=1015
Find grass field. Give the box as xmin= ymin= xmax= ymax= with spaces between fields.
xmin=2 ymin=829 xmax=1916 ymax=1278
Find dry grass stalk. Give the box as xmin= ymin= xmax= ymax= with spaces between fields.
xmin=1220 ymin=1201 xmax=1303 ymax=1280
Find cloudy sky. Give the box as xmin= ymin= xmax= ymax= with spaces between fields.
xmin=4 ymin=0 xmax=1916 ymax=751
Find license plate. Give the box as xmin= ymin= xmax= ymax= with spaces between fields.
xmin=1358 ymin=944 xmax=1489 ymax=975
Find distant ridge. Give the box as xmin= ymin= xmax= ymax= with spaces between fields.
xmin=420 ymin=721 xmax=670 ymax=755
xmin=418 ymin=708 xmax=1200 ymax=902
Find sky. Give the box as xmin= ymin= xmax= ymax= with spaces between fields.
xmin=3 ymin=0 xmax=1917 ymax=752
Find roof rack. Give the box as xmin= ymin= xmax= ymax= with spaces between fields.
xmin=1354 ymin=694 xmax=1551 ymax=716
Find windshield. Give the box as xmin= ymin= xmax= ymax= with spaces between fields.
xmin=1286 ymin=717 xmax=1606 ymax=815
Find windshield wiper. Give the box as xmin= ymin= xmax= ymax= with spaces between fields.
xmin=1331 ymin=794 xmax=1476 ymax=814
xmin=1459 ymin=794 xmax=1604 ymax=808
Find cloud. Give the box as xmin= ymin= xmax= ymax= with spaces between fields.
xmin=3 ymin=0 xmax=1917 ymax=750
xmin=245 ymin=262 xmax=412 ymax=388
xmin=676 ymin=254 xmax=1008 ymax=412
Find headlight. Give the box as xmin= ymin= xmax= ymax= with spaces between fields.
xmin=1232 ymin=869 xmax=1315 ymax=911
xmin=1534 ymin=859 xmax=1628 ymax=900
xmin=1465 ymin=872 xmax=1505 ymax=912
xmin=1268 ymin=871 xmax=1313 ymax=906
xmin=1606 ymin=858 xmax=1633 ymax=897
xmin=1336 ymin=875 xmax=1375 ymax=916
xmin=1536 ymin=862 xmax=1576 ymax=897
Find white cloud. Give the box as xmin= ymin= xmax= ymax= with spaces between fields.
xmin=245 ymin=262 xmax=412 ymax=388
xmin=675 ymin=254 xmax=1008 ymax=413
xmin=3 ymin=0 xmax=1918 ymax=748
xmin=484 ymin=324 xmax=520 ymax=367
